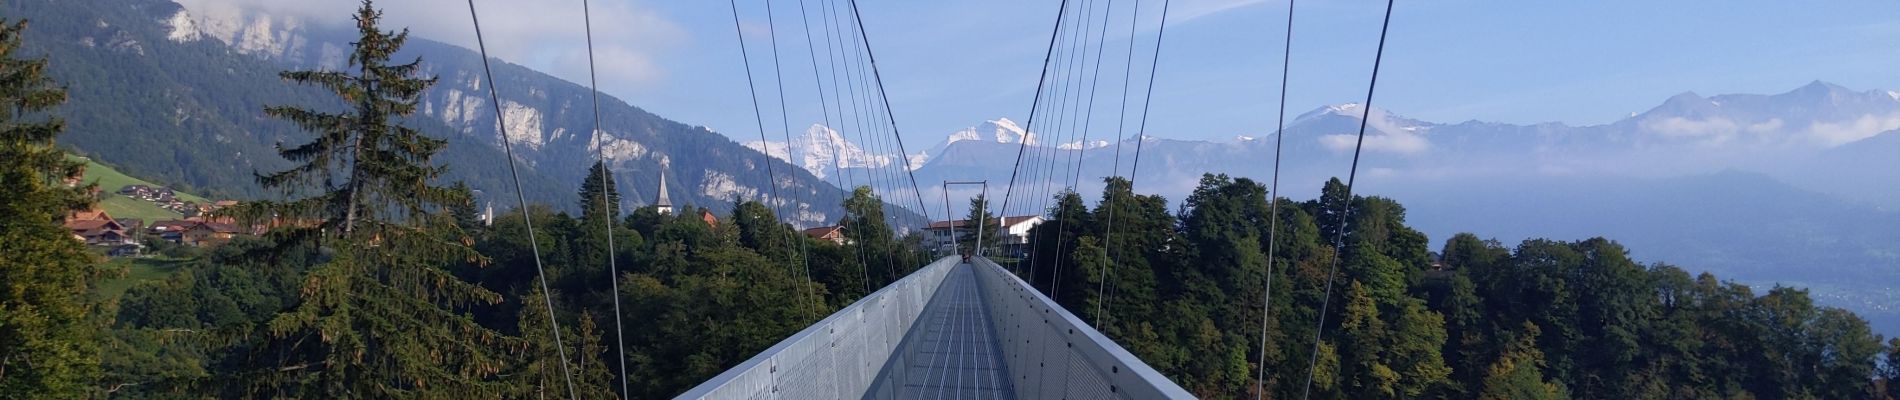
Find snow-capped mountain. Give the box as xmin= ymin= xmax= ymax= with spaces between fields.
xmin=910 ymin=119 xmax=1038 ymax=165
xmin=742 ymin=124 xmax=895 ymax=178
xmin=18 ymin=0 xmax=932 ymax=226
xmin=905 ymin=81 xmax=1900 ymax=210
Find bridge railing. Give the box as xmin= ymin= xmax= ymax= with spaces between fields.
xmin=674 ymin=256 xmax=961 ymax=400
xmin=971 ymin=257 xmax=1196 ymax=400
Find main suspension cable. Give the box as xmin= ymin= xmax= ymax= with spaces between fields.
xmin=1101 ymin=0 xmax=1172 ymax=330
xmin=463 ymin=1 xmax=578 ymax=398
xmin=1300 ymin=0 xmax=1397 ymax=398
xmin=761 ymin=0 xmax=824 ymax=322
xmin=578 ymin=0 xmax=631 ymax=396
xmin=999 ymin=0 xmax=1074 ymax=255
xmin=846 ymin=0 xmax=936 ymax=270
xmin=1256 ymin=0 xmax=1298 ymax=398
xmin=1094 ymin=0 xmax=1145 ymax=327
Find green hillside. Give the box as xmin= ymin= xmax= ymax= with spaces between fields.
xmin=70 ymin=155 xmax=209 ymax=221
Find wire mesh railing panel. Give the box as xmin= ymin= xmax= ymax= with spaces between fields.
xmin=968 ymin=257 xmax=1196 ymax=400
xmin=676 ymin=256 xmax=960 ymax=400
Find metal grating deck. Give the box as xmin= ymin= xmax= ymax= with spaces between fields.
xmin=891 ymin=263 xmax=1015 ymax=399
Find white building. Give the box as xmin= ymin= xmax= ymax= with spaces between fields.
xmin=924 ymin=215 xmax=1044 ymax=256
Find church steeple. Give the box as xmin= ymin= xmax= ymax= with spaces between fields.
xmin=655 ymin=161 xmax=673 ymax=215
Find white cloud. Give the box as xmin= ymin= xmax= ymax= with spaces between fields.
xmin=1319 ymin=131 xmax=1429 ymax=155
xmin=1745 ymin=118 xmax=1784 ymax=134
xmin=175 ymin=0 xmax=684 ymax=90
xmin=1807 ymin=113 xmax=1900 ymax=147
xmin=1316 ymin=107 xmax=1431 ymax=155
xmin=1639 ymin=116 xmax=1738 ymax=139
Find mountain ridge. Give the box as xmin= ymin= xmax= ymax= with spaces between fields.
xmin=11 ymin=0 xmax=924 ymax=227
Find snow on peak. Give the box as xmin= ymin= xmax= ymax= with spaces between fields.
xmin=1236 ymin=135 xmax=1257 ymax=142
xmin=1056 ymin=139 xmax=1112 ymax=150
xmin=742 ymin=123 xmax=897 ymax=178
xmin=1294 ymin=103 xmax=1373 ymax=123
xmin=1887 ymin=91 xmax=1899 ymax=101
xmin=911 ymin=118 xmax=1041 ymax=164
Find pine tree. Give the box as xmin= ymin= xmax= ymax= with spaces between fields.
xmin=507 ymin=287 xmax=612 ymax=399
xmin=578 ymin=161 xmax=620 ymax=223
xmin=0 ymin=18 xmax=102 ymax=397
xmin=236 ymin=2 xmax=509 ymax=397
xmin=960 ymin=194 xmax=999 ymax=256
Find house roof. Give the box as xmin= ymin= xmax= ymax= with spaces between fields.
xmin=150 ymin=220 xmax=195 ymax=231
xmin=196 ymin=222 xmax=243 ymax=234
xmin=802 ymin=225 xmax=844 ymax=238
xmin=925 ymin=216 xmax=1041 ymax=230
xmin=68 ymin=208 xmax=112 ymax=222
xmin=66 ymin=219 xmax=123 ymax=233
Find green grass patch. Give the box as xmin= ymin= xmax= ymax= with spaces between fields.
xmin=99 ymin=194 xmax=182 ymax=221
xmin=94 ymin=257 xmax=191 ymax=301
xmin=67 ymin=154 xmax=209 ymax=203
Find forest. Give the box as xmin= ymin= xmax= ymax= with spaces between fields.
xmin=2 ymin=2 xmax=1899 ymax=399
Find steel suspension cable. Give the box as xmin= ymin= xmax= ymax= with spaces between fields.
xmin=1102 ymin=0 xmax=1172 ymax=330
xmin=761 ymin=0 xmax=825 ymax=322
xmin=1046 ymin=0 xmax=1108 ymax=301
xmin=463 ymin=1 xmax=577 ymax=398
xmin=795 ymin=0 xmax=870 ymax=296
xmin=839 ymin=8 xmax=900 ymax=285
xmin=1035 ymin=0 xmax=1087 ymax=281
xmin=824 ymin=0 xmax=895 ymax=284
xmin=807 ymin=0 xmax=873 ymax=294
xmin=998 ymin=0 xmax=1074 ymax=259
xmin=726 ymin=0 xmax=798 ymax=301
xmin=840 ymin=8 xmax=904 ymax=263
xmin=1055 ymin=0 xmax=1115 ymax=326
xmin=1024 ymin=0 xmax=1079 ymax=286
xmin=1094 ymin=0 xmax=1145 ymax=327
xmin=578 ymin=0 xmax=631 ymax=396
xmin=1256 ymin=0 xmax=1298 ymax=397
xmin=845 ymin=0 xmax=936 ymax=269
xmin=1300 ymin=0 xmax=1396 ymax=398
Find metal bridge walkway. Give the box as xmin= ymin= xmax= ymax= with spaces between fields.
xmin=676 ymin=256 xmax=1192 ymax=400
xmin=877 ymin=262 xmax=1012 ymax=398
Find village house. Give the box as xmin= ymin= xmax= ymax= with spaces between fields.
xmin=178 ymin=221 xmax=242 ymax=247
xmin=62 ymin=208 xmax=139 ymax=256
xmin=923 ymin=215 xmax=1044 ymax=256
xmin=802 ymin=225 xmax=849 ymax=245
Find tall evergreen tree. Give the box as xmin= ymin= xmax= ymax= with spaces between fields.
xmin=960 ymin=194 xmax=1001 ymax=256
xmin=234 ymin=2 xmax=510 ymax=397
xmin=578 ymin=161 xmax=620 ymax=222
xmin=0 ymin=18 xmax=101 ymax=397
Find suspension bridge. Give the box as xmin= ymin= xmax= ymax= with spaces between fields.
xmin=676 ymin=256 xmax=1193 ymax=399
xmin=460 ymin=0 xmax=1399 ymax=397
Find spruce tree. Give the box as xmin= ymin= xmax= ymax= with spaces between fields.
xmin=237 ymin=2 xmax=509 ymax=397
xmin=960 ymin=194 xmax=999 ymax=255
xmin=507 ymin=287 xmax=611 ymax=399
xmin=0 ymin=18 xmax=102 ymax=398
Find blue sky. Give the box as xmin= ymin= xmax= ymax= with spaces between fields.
xmin=228 ymin=0 xmax=1900 ymax=147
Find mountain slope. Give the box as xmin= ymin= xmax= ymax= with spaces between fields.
xmin=10 ymin=0 xmax=919 ymax=226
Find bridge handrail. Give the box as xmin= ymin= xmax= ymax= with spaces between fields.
xmin=971 ymin=256 xmax=1196 ymax=399
xmin=673 ymin=255 xmax=962 ymax=399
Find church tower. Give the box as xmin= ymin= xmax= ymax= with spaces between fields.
xmin=655 ymin=161 xmax=674 ymax=215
